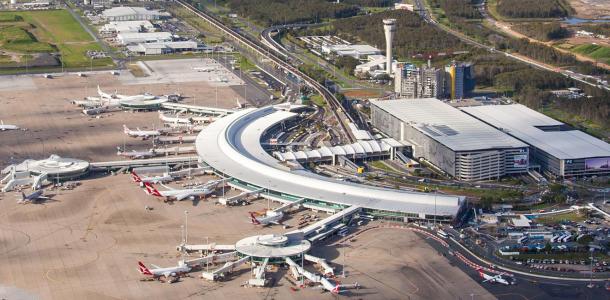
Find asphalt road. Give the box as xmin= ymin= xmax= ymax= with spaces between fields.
xmin=419 ymin=230 xmax=609 ymax=299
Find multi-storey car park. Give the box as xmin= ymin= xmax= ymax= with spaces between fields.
xmin=195 ymin=104 xmax=466 ymax=223
xmin=370 ymin=98 xmax=530 ymax=181
xmin=461 ymin=104 xmax=610 ymax=179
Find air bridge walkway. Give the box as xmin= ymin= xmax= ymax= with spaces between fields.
xmin=90 ymin=156 xmax=200 ymax=172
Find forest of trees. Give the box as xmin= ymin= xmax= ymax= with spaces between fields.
xmin=496 ymin=0 xmax=571 ymax=18
xmin=223 ymin=0 xmax=359 ymax=25
xmin=513 ymin=22 xmax=570 ymax=41
xmin=430 ymin=0 xmax=481 ymax=19
xmin=332 ymin=10 xmax=468 ymax=59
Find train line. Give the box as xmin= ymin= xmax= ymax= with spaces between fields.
xmin=175 ymin=0 xmax=356 ymax=143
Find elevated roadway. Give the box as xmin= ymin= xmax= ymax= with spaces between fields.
xmin=175 ymin=0 xmax=356 ymax=143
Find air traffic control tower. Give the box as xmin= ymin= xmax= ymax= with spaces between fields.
xmin=383 ymin=18 xmax=396 ymax=75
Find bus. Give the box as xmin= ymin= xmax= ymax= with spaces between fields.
xmin=518 ymin=236 xmax=529 ymax=244
xmin=437 ymin=230 xmax=448 ymax=239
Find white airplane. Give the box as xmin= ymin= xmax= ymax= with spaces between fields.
xmin=158 ymin=111 xmax=192 ymax=124
xmin=18 ymin=189 xmax=51 ymax=204
xmin=478 ymin=270 xmax=512 ymax=285
xmin=98 ymin=85 xmax=156 ymax=102
xmin=249 ymin=210 xmax=284 ymax=226
xmin=138 ymin=260 xmax=191 ymax=282
xmin=320 ymin=277 xmax=360 ymax=294
xmin=131 ymin=170 xmax=173 ymax=186
xmin=0 ymin=120 xmax=19 ymax=131
xmin=144 ymin=180 xmax=222 ymax=201
xmin=117 ymin=147 xmax=158 ymax=159
xmin=192 ymin=66 xmax=216 ymax=72
xmin=123 ymin=125 xmax=161 ymax=139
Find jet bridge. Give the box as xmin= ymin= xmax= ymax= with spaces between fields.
xmin=248 ymin=257 xmax=269 ymax=287
xmin=185 ymin=251 xmax=238 ymax=267
xmin=176 ymin=243 xmax=236 ymax=253
xmin=201 ymin=255 xmax=250 ymax=281
xmin=292 ymin=205 xmax=361 ymax=237
xmin=218 ymin=188 xmax=264 ymax=206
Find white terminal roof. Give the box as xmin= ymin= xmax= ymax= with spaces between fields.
xmin=102 ymin=20 xmax=154 ymax=32
xmin=371 ymin=99 xmax=528 ymax=151
xmin=274 ymin=139 xmax=393 ymax=162
xmin=461 ymin=104 xmax=610 ymax=160
xmin=102 ymin=7 xmax=166 ymax=18
xmin=118 ymin=32 xmax=172 ymax=40
xmin=196 ymin=106 xmax=464 ymax=217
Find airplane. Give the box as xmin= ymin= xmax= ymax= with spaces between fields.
xmin=117 ymin=147 xmax=158 ymax=159
xmin=192 ymin=66 xmax=216 ymax=72
xmin=319 ymin=277 xmax=360 ymax=294
xmin=123 ymin=125 xmax=161 ymax=139
xmin=144 ymin=179 xmax=223 ymax=201
xmin=18 ymin=190 xmax=51 ymax=204
xmin=250 ymin=210 xmax=284 ymax=226
xmin=0 ymin=120 xmax=19 ymax=131
xmin=131 ymin=170 xmax=173 ymax=186
xmin=138 ymin=260 xmax=191 ymax=282
xmin=478 ymin=269 xmax=512 ymax=285
xmin=158 ymin=111 xmax=192 ymax=124
xmin=216 ymin=76 xmax=228 ymax=83
xmin=98 ymin=85 xmax=156 ymax=102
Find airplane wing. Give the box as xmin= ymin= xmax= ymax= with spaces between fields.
xmin=159 ymin=183 xmax=176 ymax=191
xmin=151 ymin=264 xmax=161 ymax=269
xmin=174 ymin=193 xmax=191 ymax=201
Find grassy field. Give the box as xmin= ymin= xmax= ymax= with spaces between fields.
xmin=571 ymin=44 xmax=610 ymax=64
xmin=0 ymin=10 xmax=112 ymax=68
xmin=535 ymin=212 xmax=587 ymax=225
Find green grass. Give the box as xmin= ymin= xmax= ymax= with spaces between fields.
xmin=535 ymin=212 xmax=587 ymax=225
xmin=0 ymin=25 xmax=56 ymax=53
xmin=0 ymin=10 xmax=111 ymax=69
xmin=310 ymin=94 xmax=326 ymax=107
xmin=16 ymin=10 xmax=93 ymax=43
xmin=0 ymin=13 xmax=21 ymax=22
xmin=57 ymin=43 xmax=112 ymax=67
xmin=369 ymin=161 xmax=397 ymax=173
xmin=572 ymin=44 xmax=610 ymax=64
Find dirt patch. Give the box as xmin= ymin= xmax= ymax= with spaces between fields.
xmin=568 ymin=0 xmax=610 ymax=19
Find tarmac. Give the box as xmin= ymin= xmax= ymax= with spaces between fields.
xmin=0 ymin=71 xmax=241 ymax=166
xmin=120 ymin=58 xmax=244 ymax=87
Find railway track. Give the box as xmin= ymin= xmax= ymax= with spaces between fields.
xmin=175 ymin=0 xmax=356 ymax=143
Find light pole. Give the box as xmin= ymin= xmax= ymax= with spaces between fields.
xmin=184 ymin=210 xmax=189 ymax=245
xmin=588 ymin=248 xmax=595 ymax=288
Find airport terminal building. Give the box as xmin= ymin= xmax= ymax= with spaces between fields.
xmin=196 ymin=105 xmax=466 ymax=223
xmin=462 ymin=104 xmax=610 ymax=178
xmin=370 ymin=99 xmax=530 ymax=181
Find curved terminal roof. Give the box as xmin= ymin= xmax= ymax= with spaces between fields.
xmin=6 ymin=155 xmax=90 ymax=177
xmin=196 ymin=106 xmax=464 ymax=217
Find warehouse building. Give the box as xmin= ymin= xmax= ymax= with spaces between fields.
xmin=370 ymin=99 xmax=530 ymax=181
xmin=462 ymin=104 xmax=610 ymax=178
xmin=116 ymin=32 xmax=172 ymax=45
xmin=100 ymin=20 xmax=155 ymax=34
xmin=102 ymin=7 xmax=170 ymax=21
xmin=127 ymin=41 xmax=199 ymax=55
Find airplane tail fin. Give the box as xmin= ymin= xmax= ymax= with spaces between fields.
xmin=21 ymin=192 xmax=26 ymax=200
xmin=1 ymin=120 xmax=3 ymax=125
xmin=138 ymin=261 xmax=153 ymax=275
xmin=123 ymin=124 xmax=130 ymax=134
xmin=249 ymin=212 xmax=260 ymax=225
xmin=131 ymin=170 xmax=141 ymax=182
xmin=332 ymin=285 xmax=340 ymax=294
xmin=145 ymin=183 xmax=162 ymax=196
